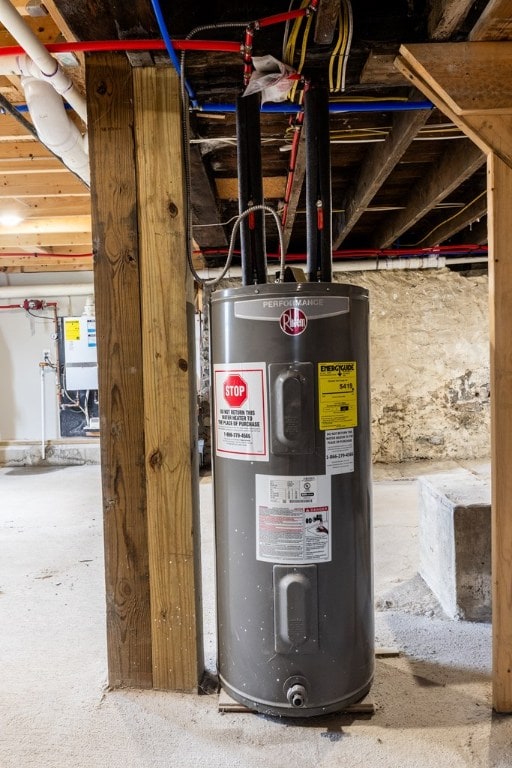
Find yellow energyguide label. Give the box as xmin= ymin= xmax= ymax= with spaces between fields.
xmin=318 ymin=361 xmax=357 ymax=430
xmin=64 ymin=319 xmax=80 ymax=341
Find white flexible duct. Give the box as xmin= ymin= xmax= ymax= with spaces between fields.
xmin=0 ymin=0 xmax=87 ymax=124
xmin=21 ymin=76 xmax=90 ymax=185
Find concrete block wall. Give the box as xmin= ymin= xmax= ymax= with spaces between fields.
xmin=418 ymin=468 xmax=491 ymax=621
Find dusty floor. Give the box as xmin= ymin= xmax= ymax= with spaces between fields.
xmin=0 ymin=460 xmax=510 ymax=768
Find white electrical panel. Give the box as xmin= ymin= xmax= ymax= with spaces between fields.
xmin=63 ymin=316 xmax=98 ymax=390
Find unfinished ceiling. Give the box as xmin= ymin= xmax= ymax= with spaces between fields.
xmin=0 ymin=0 xmax=509 ymax=274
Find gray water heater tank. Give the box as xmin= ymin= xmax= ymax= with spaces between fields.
xmin=210 ymin=281 xmax=373 ymax=717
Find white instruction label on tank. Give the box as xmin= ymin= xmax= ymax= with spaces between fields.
xmin=255 ymin=474 xmax=331 ymax=564
xmin=213 ymin=362 xmax=268 ymax=461
xmin=325 ymin=429 xmax=354 ymax=475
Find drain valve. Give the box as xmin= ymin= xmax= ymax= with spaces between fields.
xmin=287 ymin=684 xmax=307 ymax=708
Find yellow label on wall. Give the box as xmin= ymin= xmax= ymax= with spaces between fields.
xmin=318 ymin=361 xmax=357 ymax=430
xmin=64 ymin=319 xmax=80 ymax=341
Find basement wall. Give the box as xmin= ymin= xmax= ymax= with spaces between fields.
xmin=200 ymin=267 xmax=490 ymax=464
xmin=0 ymin=272 xmax=96 ymax=463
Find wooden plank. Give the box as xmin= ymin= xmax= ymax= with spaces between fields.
xmin=216 ymin=176 xmax=285 ymax=200
xmin=218 ymin=688 xmax=375 ymax=714
xmin=0 ymin=232 xmax=91 ymax=247
xmin=373 ymin=138 xmax=484 ymax=247
xmin=418 ymin=190 xmax=486 ymax=246
xmin=1 ymin=215 xmax=91 ymax=233
xmin=86 ymin=53 xmax=152 ymax=689
xmin=0 ymin=254 xmax=91 ymax=269
xmin=0 ymin=144 xmax=53 ymax=160
xmin=488 ymin=153 xmax=512 ymax=713
xmin=334 ymin=102 xmax=430 ymax=248
xmin=133 ymin=66 xmax=201 ymax=692
xmin=395 ymin=45 xmax=512 ymax=164
xmin=13 ymin=196 xmax=91 ymax=216
xmin=429 ymin=0 xmax=474 ymax=40
xmin=397 ymin=43 xmax=512 ymax=115
xmin=282 ymin=120 xmax=306 ymax=256
xmin=189 ymin=143 xmax=227 ymax=249
xmin=470 ymin=0 xmax=512 ymax=40
xmin=0 ymin=14 xmax=62 ymax=46
xmin=0 ymin=172 xmax=87 ymax=196
xmin=0 ymin=158 xmax=64 ymax=173
xmin=314 ymin=0 xmax=340 ymax=44
xmin=360 ymin=52 xmax=409 ymax=85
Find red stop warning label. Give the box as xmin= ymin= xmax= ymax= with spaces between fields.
xmin=223 ymin=373 xmax=247 ymax=407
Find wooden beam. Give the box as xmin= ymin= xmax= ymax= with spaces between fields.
xmin=216 ymin=176 xmax=285 ymax=200
xmin=0 ymin=172 xmax=87 ymax=197
xmin=314 ymin=0 xmax=340 ymax=44
xmin=333 ymin=102 xmax=430 ymax=248
xmin=1 ymin=215 xmax=91 ymax=233
xmin=86 ymin=53 xmax=152 ymax=690
xmin=372 ymin=138 xmax=484 ymax=247
xmin=488 ymin=153 xmax=512 ymax=712
xmin=397 ymin=43 xmax=512 ymax=115
xmin=0 ymin=14 xmax=62 ymax=46
xmin=0 ymin=232 xmax=91 ymax=247
xmin=0 ymin=158 xmax=64 ymax=173
xmin=133 ymin=66 xmax=201 ymax=692
xmin=14 ymin=197 xmax=91 ymax=216
xmin=0 ymin=253 xmax=92 ymax=269
xmin=282 ymin=120 xmax=306 ymax=255
xmin=395 ymin=43 xmax=512 ymax=165
xmin=189 ymin=144 xmax=227 ymax=249
xmin=428 ymin=0 xmax=475 ymax=40
xmin=470 ymin=0 xmax=512 ymax=40
xmin=416 ymin=189 xmax=486 ymax=247
xmin=342 ymin=0 xmax=479 ymax=248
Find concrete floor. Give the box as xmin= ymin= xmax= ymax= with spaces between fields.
xmin=0 ymin=460 xmax=510 ymax=768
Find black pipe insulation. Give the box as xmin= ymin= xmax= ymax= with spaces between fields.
xmin=305 ymin=86 xmax=333 ymax=283
xmin=236 ymin=92 xmax=267 ymax=285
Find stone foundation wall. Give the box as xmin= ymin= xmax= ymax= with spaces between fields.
xmin=199 ymin=268 xmax=490 ymax=464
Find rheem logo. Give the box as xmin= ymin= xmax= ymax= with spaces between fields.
xmin=279 ymin=307 xmax=307 ymax=336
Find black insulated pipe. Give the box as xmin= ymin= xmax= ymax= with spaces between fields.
xmin=236 ymin=92 xmax=267 ymax=285
xmin=305 ymin=86 xmax=333 ymax=283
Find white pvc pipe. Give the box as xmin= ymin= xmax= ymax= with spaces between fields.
xmin=193 ymin=254 xmax=488 ymax=279
xmin=40 ymin=364 xmax=45 ymax=460
xmin=0 ymin=284 xmax=94 ymax=299
xmin=0 ymin=0 xmax=87 ymax=123
xmin=22 ymin=76 xmax=90 ymax=185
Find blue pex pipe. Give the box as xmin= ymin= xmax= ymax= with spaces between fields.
xmin=197 ymin=100 xmax=433 ymax=114
xmin=149 ymin=0 xmax=198 ymax=107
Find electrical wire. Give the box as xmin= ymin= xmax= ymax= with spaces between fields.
xmin=188 ymin=204 xmax=286 ymax=287
xmin=328 ymin=4 xmax=345 ymax=93
xmin=339 ymin=0 xmax=353 ymax=92
xmin=405 ymin=191 xmax=487 ymax=247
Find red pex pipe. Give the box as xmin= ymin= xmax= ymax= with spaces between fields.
xmin=0 ymin=39 xmax=242 ymax=57
xmin=258 ymin=9 xmax=308 ymax=28
xmin=0 ymin=303 xmax=22 ymax=309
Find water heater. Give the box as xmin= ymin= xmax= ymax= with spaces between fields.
xmin=210 ymin=281 xmax=373 ymax=717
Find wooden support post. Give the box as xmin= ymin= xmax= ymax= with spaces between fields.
xmin=133 ymin=66 xmax=201 ymax=692
xmin=395 ymin=41 xmax=512 ymax=713
xmin=87 ymin=57 xmax=201 ymax=691
xmin=487 ymin=153 xmax=512 ymax=712
xmin=86 ymin=54 xmax=152 ymax=688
